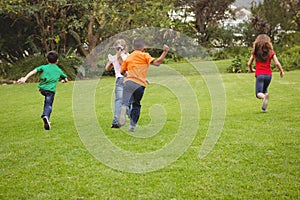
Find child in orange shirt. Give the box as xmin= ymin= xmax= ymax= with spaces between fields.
xmin=118 ymin=38 xmax=169 ymax=131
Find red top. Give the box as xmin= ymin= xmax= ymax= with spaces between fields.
xmin=255 ymin=51 xmax=275 ymax=76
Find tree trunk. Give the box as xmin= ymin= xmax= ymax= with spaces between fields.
xmin=34 ymin=13 xmax=49 ymax=52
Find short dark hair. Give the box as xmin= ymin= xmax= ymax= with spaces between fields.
xmin=47 ymin=51 xmax=59 ymax=63
xmin=133 ymin=38 xmax=146 ymax=50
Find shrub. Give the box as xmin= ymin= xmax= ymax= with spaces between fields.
xmin=3 ymin=55 xmax=46 ymax=82
xmin=211 ymin=49 xmax=230 ymax=60
xmin=57 ymin=55 xmax=83 ymax=80
xmin=279 ymin=46 xmax=300 ymax=71
xmin=226 ymin=56 xmax=249 ymax=73
xmin=211 ymin=46 xmax=251 ymax=61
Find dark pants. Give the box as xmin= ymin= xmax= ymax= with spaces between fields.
xmin=255 ymin=75 xmax=272 ymax=98
xmin=122 ymin=80 xmax=145 ymax=126
xmin=40 ymin=89 xmax=55 ymax=119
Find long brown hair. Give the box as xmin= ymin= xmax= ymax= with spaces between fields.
xmin=252 ymin=34 xmax=273 ymax=62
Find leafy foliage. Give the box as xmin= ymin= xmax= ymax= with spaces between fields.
xmin=1 ymin=0 xmax=300 ymax=80
xmin=211 ymin=46 xmax=251 ymax=60
xmin=251 ymin=0 xmax=300 ymax=38
xmin=226 ymin=56 xmax=249 ymax=73
xmin=174 ymin=0 xmax=235 ymax=45
xmin=279 ymin=45 xmax=300 ymax=71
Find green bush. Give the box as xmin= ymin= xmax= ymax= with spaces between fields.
xmin=3 ymin=55 xmax=46 ymax=82
xmin=212 ymin=47 xmax=251 ymax=61
xmin=279 ymin=46 xmax=300 ymax=71
xmin=57 ymin=55 xmax=83 ymax=80
xmin=211 ymin=49 xmax=230 ymax=60
xmin=226 ymin=56 xmax=249 ymax=73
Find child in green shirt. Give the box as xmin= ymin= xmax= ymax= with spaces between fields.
xmin=18 ymin=51 xmax=68 ymax=130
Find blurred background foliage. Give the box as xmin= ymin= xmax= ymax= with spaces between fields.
xmin=0 ymin=0 xmax=299 ymax=81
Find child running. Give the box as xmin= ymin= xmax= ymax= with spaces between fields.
xmin=105 ymin=39 xmax=129 ymax=128
xmin=118 ymin=38 xmax=169 ymax=131
xmin=248 ymin=34 xmax=284 ymax=112
xmin=17 ymin=50 xmax=68 ymax=130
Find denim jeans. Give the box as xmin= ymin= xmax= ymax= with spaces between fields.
xmin=40 ymin=89 xmax=55 ymax=119
xmin=122 ymin=80 xmax=145 ymax=126
xmin=256 ymin=75 xmax=272 ymax=98
xmin=112 ymin=77 xmax=124 ymax=125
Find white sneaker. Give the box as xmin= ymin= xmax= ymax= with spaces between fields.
xmin=262 ymin=94 xmax=269 ymax=112
xmin=118 ymin=106 xmax=127 ymax=127
xmin=42 ymin=116 xmax=51 ymax=130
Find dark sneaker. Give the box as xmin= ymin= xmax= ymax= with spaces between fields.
xmin=118 ymin=106 xmax=127 ymax=127
xmin=111 ymin=124 xmax=120 ymax=128
xmin=42 ymin=116 xmax=51 ymax=130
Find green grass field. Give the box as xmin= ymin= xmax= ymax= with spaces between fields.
xmin=1 ymin=61 xmax=299 ymax=199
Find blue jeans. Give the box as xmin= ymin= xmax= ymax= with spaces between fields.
xmin=40 ymin=89 xmax=55 ymax=119
xmin=256 ymin=75 xmax=272 ymax=98
xmin=112 ymin=77 xmax=125 ymax=125
xmin=122 ymin=80 xmax=145 ymax=126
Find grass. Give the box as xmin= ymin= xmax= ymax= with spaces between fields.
xmin=0 ymin=60 xmax=299 ymax=199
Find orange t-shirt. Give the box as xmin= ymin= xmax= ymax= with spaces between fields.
xmin=121 ymin=50 xmax=155 ymax=87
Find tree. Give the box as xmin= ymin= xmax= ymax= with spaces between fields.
xmin=1 ymin=0 xmax=175 ymax=66
xmin=251 ymin=0 xmax=300 ymax=39
xmin=173 ymin=0 xmax=235 ymax=46
xmin=0 ymin=14 xmax=37 ymax=63
xmin=1 ymin=0 xmax=82 ymax=54
xmin=72 ymin=0 xmax=174 ymax=70
xmin=280 ymin=0 xmax=300 ymax=31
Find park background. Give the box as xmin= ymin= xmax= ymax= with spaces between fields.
xmin=1 ymin=0 xmax=300 ymax=79
xmin=1 ymin=0 xmax=300 ymax=199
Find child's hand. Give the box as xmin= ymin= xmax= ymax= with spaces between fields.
xmin=280 ymin=71 xmax=284 ymax=78
xmin=61 ymin=78 xmax=68 ymax=83
xmin=163 ymin=44 xmax=169 ymax=52
xmin=248 ymin=67 xmax=255 ymax=72
xmin=17 ymin=77 xmax=26 ymax=84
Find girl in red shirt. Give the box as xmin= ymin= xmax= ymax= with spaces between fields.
xmin=248 ymin=34 xmax=284 ymax=112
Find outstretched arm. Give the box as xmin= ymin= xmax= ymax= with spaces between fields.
xmin=151 ymin=44 xmax=169 ymax=66
xmin=273 ymin=54 xmax=284 ymax=78
xmin=17 ymin=69 xmax=37 ymax=83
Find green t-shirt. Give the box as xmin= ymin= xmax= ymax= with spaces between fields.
xmin=35 ymin=63 xmax=67 ymax=93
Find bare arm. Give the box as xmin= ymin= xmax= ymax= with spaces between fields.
xmin=151 ymin=45 xmax=169 ymax=66
xmin=17 ymin=69 xmax=38 ymax=83
xmin=273 ymin=54 xmax=284 ymax=78
xmin=247 ymin=55 xmax=255 ymax=72
xmin=105 ymin=61 xmax=113 ymax=71
xmin=120 ymin=60 xmax=127 ymax=76
xmin=120 ymin=67 xmax=127 ymax=76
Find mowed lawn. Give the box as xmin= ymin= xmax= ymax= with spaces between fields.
xmin=0 ymin=60 xmax=299 ymax=199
